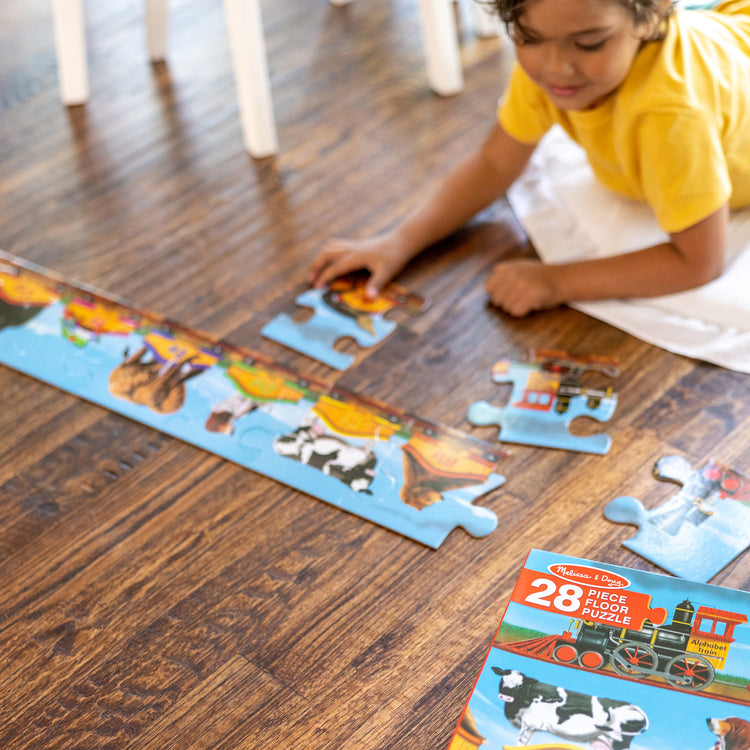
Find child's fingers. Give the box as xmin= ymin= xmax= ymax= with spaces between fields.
xmin=309 ymin=239 xmax=362 ymax=285
xmin=308 ymin=253 xmax=330 ymax=280
xmin=310 ymin=253 xmax=369 ymax=289
xmin=364 ymin=267 xmax=393 ymax=299
xmin=309 ymin=263 xmax=337 ymax=289
xmin=308 ymin=245 xmax=343 ymax=280
xmin=485 ymin=260 xmax=557 ymax=316
xmin=309 ymin=251 xmax=344 ymax=287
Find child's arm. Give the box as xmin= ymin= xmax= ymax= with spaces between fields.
xmin=309 ymin=124 xmax=537 ymax=297
xmin=485 ymin=203 xmax=729 ymax=316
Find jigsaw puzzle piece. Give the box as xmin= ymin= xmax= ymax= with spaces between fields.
xmin=641 ymin=455 xmax=714 ymax=534
xmin=468 ymin=350 xmax=618 ymax=454
xmin=314 ymin=437 xmax=500 ymax=545
xmin=331 ymin=452 xmax=502 ymax=547
xmin=466 ymin=400 xmax=612 ymax=454
xmin=605 ymin=457 xmax=750 ymax=581
xmin=263 ymin=398 xmax=505 ymax=547
xmin=262 ymin=288 xmax=391 ymax=369
xmin=393 ymin=428 xmax=505 ymax=545
xmin=262 ymin=276 xmax=427 ymax=370
xmin=652 ymin=454 xmax=694 ymax=483
xmin=0 ymin=301 xmax=93 ymax=388
xmin=203 ymin=364 xmax=504 ymax=548
xmin=440 ymin=477 xmax=502 ymax=539
xmin=604 ymin=495 xmax=747 ymax=581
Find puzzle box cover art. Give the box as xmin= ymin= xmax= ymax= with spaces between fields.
xmin=448 ymin=549 xmax=750 ymax=750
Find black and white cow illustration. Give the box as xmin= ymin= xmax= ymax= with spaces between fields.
xmin=273 ymin=417 xmax=377 ymax=494
xmin=492 ymin=668 xmax=648 ymax=750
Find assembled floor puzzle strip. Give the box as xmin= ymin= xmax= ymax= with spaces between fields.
xmin=447 ymin=549 xmax=750 ymax=750
xmin=261 ymin=273 xmax=428 ymax=370
xmin=466 ymin=349 xmax=620 ymax=454
xmin=0 ymin=251 xmax=504 ymax=548
xmin=604 ymin=455 xmax=750 ymax=582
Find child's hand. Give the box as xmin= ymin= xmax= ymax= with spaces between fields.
xmin=309 ymin=233 xmax=410 ymax=299
xmin=485 ymin=259 xmax=563 ymax=317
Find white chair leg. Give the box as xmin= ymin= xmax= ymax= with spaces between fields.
xmin=472 ymin=1 xmax=500 ymax=37
xmin=223 ymin=0 xmax=278 ymax=158
xmin=417 ymin=0 xmax=463 ymax=96
xmin=51 ymin=0 xmax=89 ymax=104
xmin=145 ymin=0 xmax=169 ymax=62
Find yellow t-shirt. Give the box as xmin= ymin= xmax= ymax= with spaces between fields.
xmin=498 ymin=0 xmax=750 ymax=233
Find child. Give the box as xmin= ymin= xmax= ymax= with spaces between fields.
xmin=309 ymin=0 xmax=750 ymax=317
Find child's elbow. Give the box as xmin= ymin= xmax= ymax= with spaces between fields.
xmin=686 ymin=260 xmax=721 ymax=290
xmin=693 ymin=249 xmax=726 ymax=286
xmin=672 ymin=205 xmax=729 ymax=288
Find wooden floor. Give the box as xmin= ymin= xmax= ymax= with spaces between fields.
xmin=2 ymin=1 xmax=750 ymax=747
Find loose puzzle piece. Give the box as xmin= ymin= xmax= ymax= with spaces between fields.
xmin=261 ymin=273 xmax=428 ymax=370
xmin=467 ymin=349 xmax=619 ymax=454
xmin=0 ymin=251 xmax=502 ymax=548
xmin=604 ymin=455 xmax=750 ymax=581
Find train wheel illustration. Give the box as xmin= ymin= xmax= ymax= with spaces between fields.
xmin=664 ymin=653 xmax=714 ymax=690
xmin=555 ymin=395 xmax=571 ymax=414
xmin=578 ymin=650 xmax=606 ymax=669
xmin=552 ymin=644 xmax=579 ymax=663
xmin=611 ymin=643 xmax=658 ymax=677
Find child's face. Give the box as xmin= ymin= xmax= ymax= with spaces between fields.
xmin=512 ymin=0 xmax=653 ymax=110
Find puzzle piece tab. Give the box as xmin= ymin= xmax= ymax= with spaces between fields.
xmin=467 ymin=349 xmax=619 ymax=454
xmin=604 ymin=455 xmax=750 ymax=581
xmin=262 ymin=274 xmax=427 ymax=370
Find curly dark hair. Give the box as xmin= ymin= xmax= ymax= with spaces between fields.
xmin=484 ymin=0 xmax=674 ymax=41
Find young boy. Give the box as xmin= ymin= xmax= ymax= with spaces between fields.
xmin=310 ymin=0 xmax=750 ymax=316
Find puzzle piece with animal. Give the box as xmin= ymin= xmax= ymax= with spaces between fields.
xmin=604 ymin=455 xmax=750 ymax=581
xmin=261 ymin=272 xmax=428 ymax=370
xmin=466 ymin=349 xmax=619 ymax=454
xmin=0 ymin=250 xmax=503 ymax=548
